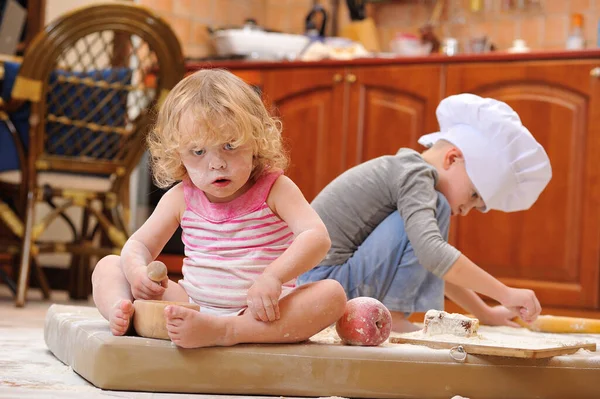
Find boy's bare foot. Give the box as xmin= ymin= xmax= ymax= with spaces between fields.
xmin=164 ymin=305 xmax=230 ymax=348
xmin=390 ymin=312 xmax=421 ymax=333
xmin=109 ymin=299 xmax=134 ymax=336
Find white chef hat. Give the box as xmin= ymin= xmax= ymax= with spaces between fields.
xmin=418 ymin=93 xmax=552 ymax=213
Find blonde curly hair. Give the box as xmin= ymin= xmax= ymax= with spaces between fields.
xmin=147 ymin=69 xmax=288 ymax=188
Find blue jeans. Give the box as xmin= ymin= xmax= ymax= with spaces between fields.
xmin=298 ymin=193 xmax=451 ymax=315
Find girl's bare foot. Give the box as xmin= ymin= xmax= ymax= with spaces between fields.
xmin=164 ymin=305 xmax=231 ymax=348
xmin=109 ymin=299 xmax=134 ymax=336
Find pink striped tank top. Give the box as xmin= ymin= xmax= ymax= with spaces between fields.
xmin=178 ymin=170 xmax=295 ymax=316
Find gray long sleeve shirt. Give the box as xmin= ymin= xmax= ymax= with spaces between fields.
xmin=311 ymin=148 xmax=461 ymax=277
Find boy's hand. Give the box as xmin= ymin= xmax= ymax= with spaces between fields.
xmin=478 ymin=305 xmax=520 ymax=327
xmin=247 ymin=273 xmax=282 ymax=322
xmin=129 ymin=265 xmax=167 ymax=300
xmin=501 ymin=287 xmax=541 ymax=323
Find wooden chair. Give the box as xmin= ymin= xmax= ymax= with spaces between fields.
xmin=0 ymin=3 xmax=185 ymax=306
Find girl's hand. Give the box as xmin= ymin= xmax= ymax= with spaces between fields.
xmin=129 ymin=265 xmax=167 ymax=300
xmin=478 ymin=305 xmax=520 ymax=327
xmin=501 ymin=287 xmax=541 ymax=323
xmin=247 ymin=273 xmax=282 ymax=322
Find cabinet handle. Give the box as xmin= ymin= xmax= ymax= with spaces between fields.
xmin=591 ymin=67 xmax=600 ymax=78
xmin=333 ymin=73 xmax=343 ymax=83
xmin=346 ymin=73 xmax=357 ymax=83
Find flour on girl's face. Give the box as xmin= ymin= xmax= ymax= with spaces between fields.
xmin=177 ymin=109 xmax=255 ymax=204
xmin=181 ymin=141 xmax=254 ymax=204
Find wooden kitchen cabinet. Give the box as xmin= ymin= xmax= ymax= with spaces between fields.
xmin=344 ymin=65 xmax=443 ymax=168
xmin=445 ymin=60 xmax=600 ymax=309
xmin=262 ymin=68 xmax=346 ymax=202
xmin=262 ymin=64 xmax=443 ymax=201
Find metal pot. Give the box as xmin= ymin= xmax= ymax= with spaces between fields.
xmin=208 ymin=19 xmax=309 ymax=60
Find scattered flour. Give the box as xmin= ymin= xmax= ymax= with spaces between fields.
xmin=309 ymin=326 xmax=342 ymax=345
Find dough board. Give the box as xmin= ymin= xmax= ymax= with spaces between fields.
xmin=45 ymin=305 xmax=600 ymax=399
xmin=390 ymin=330 xmax=596 ymax=358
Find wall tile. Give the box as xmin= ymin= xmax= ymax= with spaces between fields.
xmin=212 ymin=0 xmax=231 ymax=25
xmin=191 ymin=0 xmax=213 ymax=20
xmin=544 ymin=0 xmax=569 ymax=14
xmin=161 ymin=15 xmax=187 ymax=43
xmin=192 ymin=21 xmax=211 ymax=44
xmin=265 ymin=5 xmax=290 ymax=32
xmin=520 ymin=16 xmax=544 ymax=47
xmin=289 ymin=5 xmax=311 ymax=34
xmin=186 ymin=43 xmax=214 ymax=58
xmin=229 ymin=3 xmax=257 ymax=26
xmin=495 ymin=18 xmax=518 ymax=50
xmin=373 ymin=3 xmax=409 ymax=28
xmin=584 ymin=10 xmax=599 ymax=46
xmin=544 ymin=14 xmax=568 ymax=47
xmin=378 ymin=27 xmax=396 ymax=51
xmin=469 ymin=20 xmax=492 ymax=38
xmin=143 ymin=0 xmax=173 ymax=13
xmin=411 ymin=4 xmax=430 ymax=24
xmin=569 ymin=0 xmax=591 ymax=12
xmin=173 ymin=0 xmax=191 ymax=15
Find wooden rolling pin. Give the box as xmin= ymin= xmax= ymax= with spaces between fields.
xmin=514 ymin=315 xmax=600 ymax=333
xmin=147 ymin=260 xmax=168 ymax=284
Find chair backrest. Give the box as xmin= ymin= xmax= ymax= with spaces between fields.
xmin=10 ymin=3 xmax=185 ymax=190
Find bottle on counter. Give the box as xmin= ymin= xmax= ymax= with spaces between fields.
xmin=441 ymin=38 xmax=459 ymax=56
xmin=566 ymin=13 xmax=585 ymax=50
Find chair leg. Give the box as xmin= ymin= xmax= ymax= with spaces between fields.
xmin=32 ymin=259 xmax=51 ymax=300
xmin=15 ymin=191 xmax=35 ymax=307
xmin=69 ymin=207 xmax=91 ymax=300
xmin=0 ymin=266 xmax=17 ymax=295
xmin=69 ymin=250 xmax=91 ymax=300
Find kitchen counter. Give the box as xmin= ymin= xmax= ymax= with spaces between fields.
xmin=186 ymin=48 xmax=600 ymax=71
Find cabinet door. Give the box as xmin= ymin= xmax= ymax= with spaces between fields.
xmin=446 ymin=60 xmax=600 ymax=308
xmin=262 ymin=68 xmax=346 ymax=201
xmin=346 ymin=65 xmax=443 ymax=167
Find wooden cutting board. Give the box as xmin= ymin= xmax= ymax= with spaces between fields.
xmin=390 ymin=331 xmax=596 ymax=359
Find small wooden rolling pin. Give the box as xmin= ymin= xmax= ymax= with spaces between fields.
xmin=147 ymin=260 xmax=168 ymax=284
xmin=515 ymin=315 xmax=600 ymax=333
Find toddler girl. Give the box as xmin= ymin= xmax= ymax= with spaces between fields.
xmin=92 ymin=69 xmax=347 ymax=348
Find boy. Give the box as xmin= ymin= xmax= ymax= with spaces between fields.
xmin=297 ymin=94 xmax=552 ymax=332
